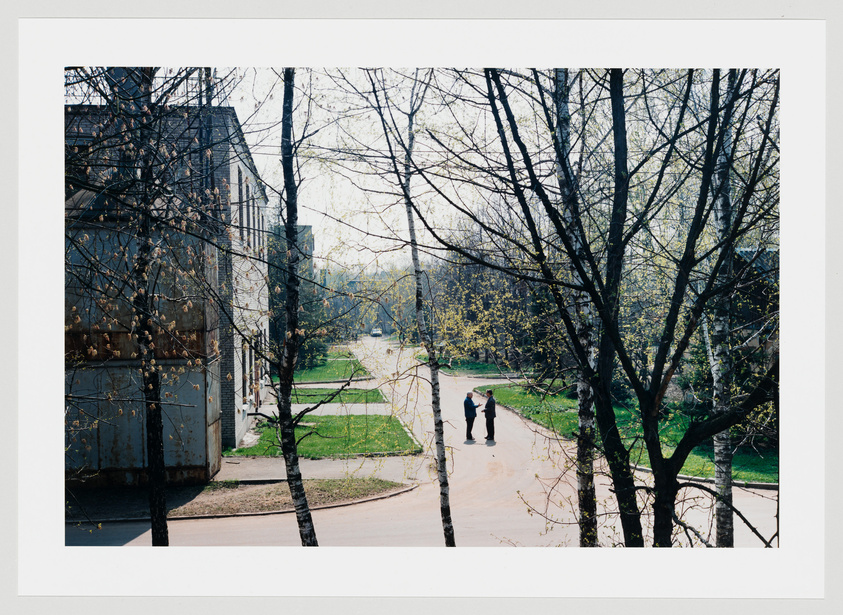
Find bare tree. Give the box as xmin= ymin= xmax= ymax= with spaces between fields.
xmin=366 ymin=68 xmax=457 ymax=546
xmin=554 ymin=68 xmax=599 ymax=546
xmin=270 ymin=67 xmax=319 ymax=545
xmin=708 ymin=69 xmax=739 ymax=547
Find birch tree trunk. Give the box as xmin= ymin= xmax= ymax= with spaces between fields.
xmin=647 ymin=68 xmax=731 ymax=546
xmin=277 ymin=67 xmax=319 ymax=546
xmin=399 ymin=72 xmax=456 ymax=547
xmin=710 ymin=69 xmax=737 ymax=548
xmin=574 ymin=304 xmax=598 ymax=546
xmin=554 ymin=68 xmax=598 ymax=547
xmin=484 ymin=67 xmax=643 ymax=546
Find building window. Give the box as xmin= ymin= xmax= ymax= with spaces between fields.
xmin=246 ymin=184 xmax=252 ymax=247
xmin=241 ymin=346 xmax=247 ymax=405
xmin=237 ymin=167 xmax=243 ymax=241
xmin=249 ymin=346 xmax=255 ymax=404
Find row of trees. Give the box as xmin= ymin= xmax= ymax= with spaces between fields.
xmin=65 ymin=66 xmax=456 ymax=548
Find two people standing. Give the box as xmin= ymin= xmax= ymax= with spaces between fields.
xmin=463 ymin=390 xmax=496 ymax=442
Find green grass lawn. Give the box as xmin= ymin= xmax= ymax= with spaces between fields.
xmin=493 ymin=384 xmax=578 ymax=412
xmin=226 ymin=415 xmax=420 ymax=459
xmin=492 ymin=384 xmax=580 ymax=435
xmin=290 ymin=387 xmax=386 ymax=404
xmin=484 ymin=383 xmax=778 ymax=483
xmin=271 ymin=350 xmax=371 ymax=384
xmin=416 ymin=353 xmax=507 ymax=376
xmin=295 ymin=359 xmax=369 ymax=383
xmin=614 ymin=403 xmax=778 ymax=484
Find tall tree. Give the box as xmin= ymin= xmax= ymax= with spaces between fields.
xmin=367 ymin=68 xmax=457 ymax=546
xmin=133 ymin=67 xmax=168 ymax=545
xmin=708 ymin=69 xmax=738 ymax=547
xmin=552 ymin=68 xmax=599 ymax=546
xmin=273 ymin=67 xmax=319 ymax=546
xmin=213 ymin=68 xmax=364 ymax=546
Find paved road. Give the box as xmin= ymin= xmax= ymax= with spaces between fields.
xmin=66 ymin=337 xmax=778 ymax=547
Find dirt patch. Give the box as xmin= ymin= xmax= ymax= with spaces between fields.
xmin=66 ymin=478 xmax=406 ymax=523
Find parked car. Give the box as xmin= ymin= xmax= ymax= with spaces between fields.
xmin=371 ymin=328 xmax=382 ymax=337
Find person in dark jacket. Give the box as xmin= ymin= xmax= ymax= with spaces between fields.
xmin=481 ymin=389 xmax=496 ymax=441
xmin=463 ymin=391 xmax=480 ymax=441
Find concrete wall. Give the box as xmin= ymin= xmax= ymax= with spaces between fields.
xmin=64 ymin=226 xmax=220 ymax=486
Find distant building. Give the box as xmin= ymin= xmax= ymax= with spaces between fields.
xmin=65 ymin=96 xmax=269 ymax=485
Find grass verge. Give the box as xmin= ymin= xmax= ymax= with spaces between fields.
xmin=272 ymin=349 xmax=370 ymax=384
xmin=226 ymin=414 xmax=420 ymax=459
xmin=492 ymin=384 xmax=579 ymax=435
xmin=416 ymin=353 xmax=507 ymax=376
xmin=290 ymin=387 xmax=386 ymax=404
xmin=615 ymin=403 xmax=778 ymax=484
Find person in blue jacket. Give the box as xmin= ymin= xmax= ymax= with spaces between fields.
xmin=463 ymin=391 xmax=480 ymax=441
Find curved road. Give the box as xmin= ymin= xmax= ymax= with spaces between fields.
xmin=66 ymin=337 xmax=778 ymax=547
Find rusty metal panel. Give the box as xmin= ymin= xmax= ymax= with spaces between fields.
xmin=65 ymin=220 xmax=226 ymax=486
xmin=65 ymin=328 xmax=207 ymax=362
xmin=162 ymin=369 xmax=208 ymax=469
xmin=66 ymin=366 xmax=140 ymax=472
xmin=166 ymin=467 xmax=211 ymax=484
xmin=67 ymin=466 xmax=211 ymax=488
xmin=205 ymin=357 xmax=221 ymax=424
xmin=64 ymin=371 xmax=101 ymax=472
xmin=96 ymin=370 xmax=147 ymax=471
xmin=66 ymin=363 xmax=218 ymax=484
xmin=65 ymin=230 xmax=212 ymax=363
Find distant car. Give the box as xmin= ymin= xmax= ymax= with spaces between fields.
xmin=371 ymin=328 xmax=383 ymax=337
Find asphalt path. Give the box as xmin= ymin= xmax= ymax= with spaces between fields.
xmin=66 ymin=337 xmax=778 ymax=547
